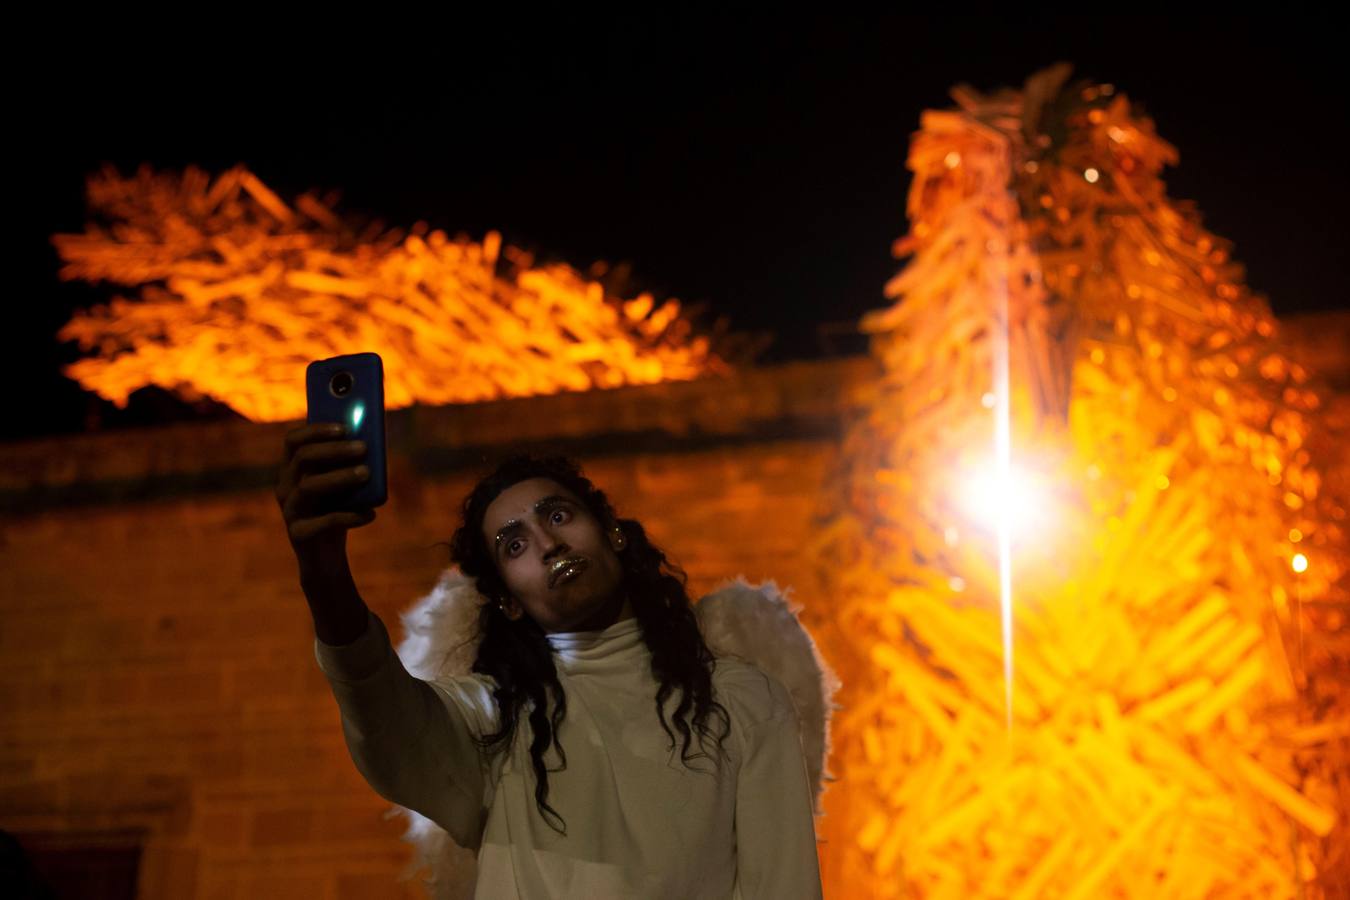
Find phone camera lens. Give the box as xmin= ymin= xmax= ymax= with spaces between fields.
xmin=330 ymin=371 xmax=355 ymax=397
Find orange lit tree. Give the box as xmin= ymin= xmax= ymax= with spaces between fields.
xmin=52 ymin=166 xmax=757 ymax=421
xmin=807 ymin=64 xmax=1346 ymax=899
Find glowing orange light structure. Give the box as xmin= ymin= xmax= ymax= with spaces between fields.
xmin=52 ymin=166 xmax=745 ymax=422
xmin=807 ymin=65 xmax=1347 ymax=898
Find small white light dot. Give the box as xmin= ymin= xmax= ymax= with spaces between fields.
xmin=945 ymin=152 xmax=961 ymax=169
xmin=1292 ymin=553 xmax=1308 ymax=574
xmin=981 ymin=392 xmax=996 ymax=409
xmin=948 ymin=576 xmax=966 ymax=592
xmin=1084 ymin=168 xmax=1100 ymax=183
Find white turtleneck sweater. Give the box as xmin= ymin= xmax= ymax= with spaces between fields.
xmin=314 ymin=608 xmax=823 ymax=900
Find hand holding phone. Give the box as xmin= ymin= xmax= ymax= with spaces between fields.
xmin=275 ymin=352 xmax=388 ymax=558
xmin=303 ymin=352 xmax=388 ymax=511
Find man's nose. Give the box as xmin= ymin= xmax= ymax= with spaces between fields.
xmin=541 ymin=535 xmax=570 ymax=560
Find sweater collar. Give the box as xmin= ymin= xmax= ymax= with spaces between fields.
xmin=546 ymin=615 xmax=646 ymax=674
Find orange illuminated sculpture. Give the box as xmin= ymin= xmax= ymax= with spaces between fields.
xmin=52 ymin=167 xmax=746 ymax=421
xmin=806 ymin=65 xmax=1346 ymax=898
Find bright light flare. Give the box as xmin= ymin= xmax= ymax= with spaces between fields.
xmin=958 ymin=460 xmax=1054 ymax=542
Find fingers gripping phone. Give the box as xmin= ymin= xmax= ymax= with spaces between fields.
xmin=305 ymin=352 xmax=389 ymax=510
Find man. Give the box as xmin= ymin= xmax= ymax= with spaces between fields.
xmin=278 ymin=424 xmax=823 ymax=898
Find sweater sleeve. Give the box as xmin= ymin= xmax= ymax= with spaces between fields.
xmin=313 ymin=606 xmax=494 ymax=849
xmin=733 ymin=672 xmax=824 ymax=900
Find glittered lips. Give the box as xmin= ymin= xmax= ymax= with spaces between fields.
xmin=548 ymin=556 xmax=589 ymax=588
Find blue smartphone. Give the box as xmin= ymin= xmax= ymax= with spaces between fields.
xmin=305 ymin=352 xmax=388 ymax=510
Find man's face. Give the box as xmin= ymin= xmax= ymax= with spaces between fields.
xmin=482 ymin=477 xmax=628 ymax=633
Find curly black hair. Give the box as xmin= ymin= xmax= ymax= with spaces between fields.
xmin=439 ymin=453 xmax=731 ymax=834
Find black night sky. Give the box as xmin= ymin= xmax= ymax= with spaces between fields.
xmin=13 ymin=13 xmax=1348 ymax=443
